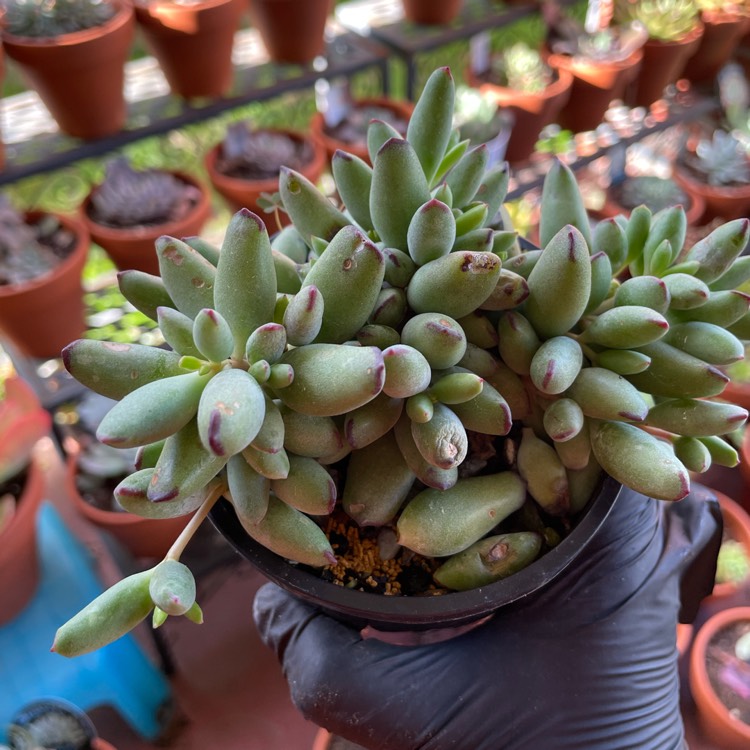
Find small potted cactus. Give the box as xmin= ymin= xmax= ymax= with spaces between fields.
xmin=0 ymin=375 xmax=52 ymax=625
xmin=542 ymin=2 xmax=647 ymax=133
xmin=0 ymin=0 xmax=135 ymax=140
xmin=682 ymin=0 xmax=750 ymax=84
xmin=52 ymin=66 xmax=750 ymax=657
xmin=613 ymin=0 xmax=704 ymax=107
xmin=0 ymin=196 xmax=89 ymax=359
xmin=466 ymin=42 xmax=574 ymax=163
xmin=80 ymin=157 xmax=212 ymax=276
xmin=205 ymin=121 xmax=326 ymax=229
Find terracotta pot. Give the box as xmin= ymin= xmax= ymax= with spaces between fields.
xmin=1 ymin=0 xmax=135 ymax=140
xmin=673 ymin=162 xmax=750 ymax=223
xmin=625 ymin=23 xmax=704 ymax=108
xmin=309 ymin=97 xmax=414 ymax=165
xmin=0 ymin=452 xmax=45 ymax=625
xmin=65 ymin=450 xmax=192 ymax=559
xmin=738 ymin=428 xmax=750 ymax=503
xmin=466 ymin=66 xmax=573 ymax=164
xmin=690 ymin=606 xmax=750 ymax=749
xmin=703 ymin=489 xmax=750 ymax=605
xmin=682 ymin=11 xmax=750 ymax=84
xmin=205 ymin=128 xmax=326 ymax=226
xmin=134 ymin=0 xmax=245 ymax=99
xmin=402 ymin=0 xmax=463 ymax=25
xmin=594 ymin=178 xmax=706 ymax=226
xmin=677 ymin=622 xmax=693 ymax=658
xmin=0 ymin=211 xmax=88 ymax=360
xmin=248 ymin=0 xmax=332 ymax=65
xmin=92 ymin=741 xmax=118 ymax=750
xmin=547 ymin=48 xmax=643 ymax=133
xmin=81 ymin=170 xmax=212 ymax=275
xmin=722 ymin=378 xmax=750 ymax=412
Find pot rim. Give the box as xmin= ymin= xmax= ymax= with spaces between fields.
xmin=1 ymin=0 xmax=133 ymax=47
xmin=689 ymin=605 xmax=750 ymax=741
xmin=205 ymin=127 xmax=325 ymax=195
xmin=80 ymin=170 xmax=211 ymax=242
xmin=209 ymin=474 xmax=622 ymax=630
xmin=709 ymin=489 xmax=750 ymax=601
xmin=0 ymin=210 xmax=89 ymax=299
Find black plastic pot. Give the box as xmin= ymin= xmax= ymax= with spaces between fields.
xmin=209 ymin=475 xmax=622 ymax=632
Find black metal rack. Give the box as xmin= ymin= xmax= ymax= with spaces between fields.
xmin=0 ymin=21 xmax=390 ymax=187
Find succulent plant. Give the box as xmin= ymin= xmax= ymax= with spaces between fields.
xmin=0 ymin=376 xmax=52 ymax=534
xmin=0 ymin=197 xmax=75 ymax=286
xmin=715 ymin=538 xmax=750 ymax=584
xmin=490 ymin=43 xmax=553 ymax=94
xmin=3 ymin=0 xmax=117 ymax=38
xmin=684 ymin=129 xmax=750 ymax=187
xmin=87 ymin=157 xmax=202 ymax=229
xmin=53 ymin=66 xmax=750 ymax=658
xmin=614 ymin=0 xmax=700 ymax=42
xmin=216 ymin=123 xmax=314 ymax=180
xmin=617 ymin=175 xmax=691 ymax=213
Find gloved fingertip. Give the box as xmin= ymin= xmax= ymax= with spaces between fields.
xmin=253 ymin=582 xmax=363 ymax=660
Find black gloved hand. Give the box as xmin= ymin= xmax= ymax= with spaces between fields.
xmin=253 ymin=485 xmax=721 ymax=750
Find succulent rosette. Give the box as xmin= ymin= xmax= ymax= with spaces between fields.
xmin=54 ymin=67 xmax=750 ymax=657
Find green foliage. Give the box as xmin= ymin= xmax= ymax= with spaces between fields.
xmin=614 ymin=0 xmax=700 ymax=41
xmin=490 ymin=43 xmax=553 ymax=93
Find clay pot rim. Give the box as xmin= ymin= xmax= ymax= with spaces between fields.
xmin=547 ymin=46 xmax=644 ymax=76
xmin=689 ymin=605 xmax=750 ymax=741
xmin=700 ymin=8 xmax=750 ymax=25
xmin=1 ymin=0 xmax=133 ymax=47
xmin=80 ymin=170 xmax=212 ymax=243
xmin=134 ymin=0 xmax=237 ymax=15
xmin=310 ymin=97 xmax=414 ymax=160
xmin=673 ymin=162 xmax=750 ymax=200
xmin=0 ymin=450 xmax=45 ymax=541
xmin=205 ymin=128 xmax=326 ymax=195
xmin=467 ymin=66 xmax=574 ymax=107
xmin=644 ymin=20 xmax=704 ymax=48
xmin=0 ymin=210 xmax=89 ymax=299
xmin=64 ymin=448 xmax=157 ymax=528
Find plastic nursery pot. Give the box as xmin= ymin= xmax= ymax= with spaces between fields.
xmin=134 ymin=0 xmax=245 ymax=99
xmin=0 ymin=452 xmax=45 ymax=625
xmin=309 ymin=97 xmax=414 ymax=165
xmin=205 ymin=128 xmax=326 ymax=223
xmin=248 ymin=0 xmax=332 ymax=65
xmin=210 ymin=475 xmax=622 ymax=632
xmin=465 ymin=66 xmax=574 ymax=164
xmin=0 ymin=211 xmax=89 ymax=360
xmin=689 ymin=606 xmax=750 ymax=749
xmin=80 ymin=171 xmax=212 ymax=276
xmin=64 ymin=450 xmax=192 ymax=559
xmin=1 ymin=0 xmax=135 ymax=140
xmin=703 ymin=489 xmax=750 ymax=606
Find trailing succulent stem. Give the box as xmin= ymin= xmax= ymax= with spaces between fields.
xmin=55 ymin=66 xmax=750 ymax=656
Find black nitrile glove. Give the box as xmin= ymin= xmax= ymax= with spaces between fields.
xmin=253 ymin=485 xmax=721 ymax=750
